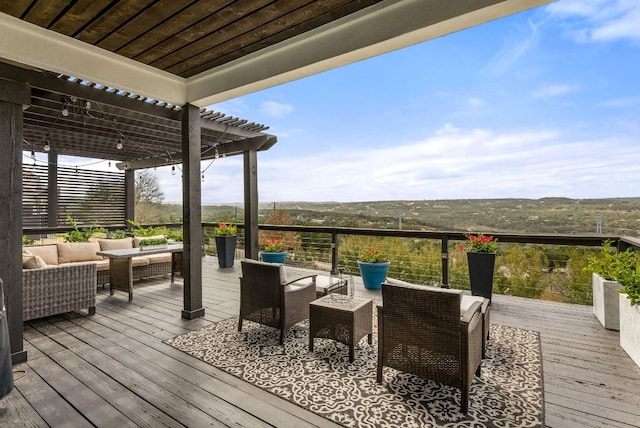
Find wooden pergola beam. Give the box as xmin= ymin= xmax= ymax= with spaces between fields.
xmin=115 ymin=135 xmax=276 ymax=170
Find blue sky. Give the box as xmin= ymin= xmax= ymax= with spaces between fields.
xmin=38 ymin=0 xmax=640 ymax=204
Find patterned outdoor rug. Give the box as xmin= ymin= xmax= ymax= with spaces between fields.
xmin=166 ymin=317 xmax=544 ymax=428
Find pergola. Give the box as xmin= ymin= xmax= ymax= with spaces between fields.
xmin=0 ymin=0 xmax=551 ymax=364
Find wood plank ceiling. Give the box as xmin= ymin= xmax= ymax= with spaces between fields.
xmin=0 ymin=0 xmax=383 ymax=78
xmin=1 ymin=0 xmax=383 ymax=165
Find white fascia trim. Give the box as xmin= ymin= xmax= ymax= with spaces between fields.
xmin=0 ymin=12 xmax=186 ymax=105
xmin=187 ymin=0 xmax=552 ymax=107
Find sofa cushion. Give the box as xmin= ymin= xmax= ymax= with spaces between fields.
xmin=98 ymin=237 xmax=133 ymax=251
xmin=94 ymin=260 xmax=111 ymax=271
xmin=22 ymin=250 xmax=47 ymax=269
xmin=143 ymin=253 xmax=172 ymax=264
xmin=133 ymin=235 xmax=165 ymax=248
xmin=131 ymin=256 xmax=150 ymax=267
xmin=57 ymin=242 xmax=103 ymax=263
xmin=24 ymin=245 xmax=59 ymax=265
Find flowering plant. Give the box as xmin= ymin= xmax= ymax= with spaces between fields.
xmin=460 ymin=233 xmax=498 ymax=253
xmin=359 ymin=247 xmax=389 ymax=263
xmin=214 ymin=223 xmax=237 ymax=236
xmin=262 ymin=238 xmax=284 ymax=252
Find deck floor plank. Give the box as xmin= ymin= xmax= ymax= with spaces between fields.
xmin=2 ymin=257 xmax=640 ymax=427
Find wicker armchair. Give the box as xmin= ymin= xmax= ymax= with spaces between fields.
xmin=238 ymin=259 xmax=317 ymax=344
xmin=376 ymin=282 xmax=483 ymax=414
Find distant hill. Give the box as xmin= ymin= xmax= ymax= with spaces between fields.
xmin=264 ymin=198 xmax=640 ymax=236
xmin=154 ymin=198 xmax=640 ymax=236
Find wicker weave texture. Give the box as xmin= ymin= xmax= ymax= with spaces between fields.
xmin=377 ymin=282 xmax=483 ymax=413
xmin=22 ymin=262 xmax=97 ymax=321
xmin=239 ymin=260 xmax=316 ymax=344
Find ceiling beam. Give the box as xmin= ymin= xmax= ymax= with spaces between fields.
xmin=115 ymin=135 xmax=277 ymax=170
xmin=186 ymin=0 xmax=553 ymax=106
xmin=0 ymin=12 xmax=185 ymax=105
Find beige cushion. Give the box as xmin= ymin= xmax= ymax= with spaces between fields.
xmin=94 ymin=260 xmax=111 ymax=271
xmin=22 ymin=250 xmax=47 ymax=269
xmin=461 ymin=295 xmax=487 ymax=316
xmin=57 ymin=242 xmax=103 ymax=263
xmin=24 ymin=245 xmax=59 ymax=265
xmin=131 ymin=256 xmax=150 ymax=267
xmin=241 ymin=258 xmax=287 ymax=283
xmin=98 ymin=237 xmax=133 ymax=251
xmin=144 ymin=253 xmax=172 ymax=264
xmin=133 ymin=235 xmax=165 ymax=248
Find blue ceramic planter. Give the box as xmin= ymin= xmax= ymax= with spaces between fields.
xmin=357 ymin=261 xmax=391 ymax=290
xmin=260 ymin=251 xmax=287 ymax=264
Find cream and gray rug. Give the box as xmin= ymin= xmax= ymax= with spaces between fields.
xmin=167 ymin=317 xmax=543 ymax=427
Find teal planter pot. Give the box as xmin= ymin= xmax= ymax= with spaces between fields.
xmin=357 ymin=261 xmax=391 ymax=290
xmin=260 ymin=251 xmax=287 ymax=264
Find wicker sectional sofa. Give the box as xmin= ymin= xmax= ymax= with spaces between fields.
xmin=22 ymin=237 xmax=173 ymax=321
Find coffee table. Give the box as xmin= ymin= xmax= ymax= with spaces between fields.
xmin=309 ymin=295 xmax=373 ymax=362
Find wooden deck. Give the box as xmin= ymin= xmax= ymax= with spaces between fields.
xmin=2 ymin=257 xmax=640 ymax=427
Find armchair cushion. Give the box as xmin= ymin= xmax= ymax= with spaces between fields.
xmin=240 ymin=258 xmax=288 ymax=284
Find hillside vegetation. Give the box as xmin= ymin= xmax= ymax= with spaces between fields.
xmin=150 ymin=197 xmax=640 ymax=237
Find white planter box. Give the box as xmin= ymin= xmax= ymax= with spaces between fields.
xmin=592 ymin=273 xmax=621 ymax=330
xmin=619 ymin=293 xmax=640 ymax=368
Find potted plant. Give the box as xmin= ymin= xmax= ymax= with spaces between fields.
xmin=618 ymin=266 xmax=640 ymax=368
xmin=461 ymin=233 xmax=498 ymax=302
xmin=214 ymin=223 xmax=237 ymax=268
xmin=357 ymin=247 xmax=390 ymax=290
xmin=260 ymin=239 xmax=287 ymax=263
xmin=586 ymin=241 xmax=637 ymax=330
xmin=139 ymin=237 xmax=168 ymax=251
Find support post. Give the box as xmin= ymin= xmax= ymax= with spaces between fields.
xmin=331 ymin=230 xmax=338 ymax=274
xmin=181 ymin=104 xmax=204 ymax=319
xmin=124 ymin=168 xmax=135 ymax=225
xmin=47 ymin=150 xmax=58 ymax=227
xmin=441 ymin=237 xmax=450 ymax=288
xmin=0 ymin=79 xmax=30 ymax=364
xmin=244 ymin=149 xmax=259 ymax=260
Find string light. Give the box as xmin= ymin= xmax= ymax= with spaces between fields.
xmin=43 ymin=139 xmax=51 ymax=152
xmin=108 ymin=161 xmax=111 ymax=168
xmin=214 ymin=146 xmax=220 ymax=159
xmin=61 ymin=107 xmax=69 ymax=117
xmin=116 ymin=139 xmax=123 ymax=150
xmin=171 ymin=165 xmax=176 ymax=176
xmin=30 ymin=150 xmax=36 ymax=160
xmin=201 ymin=172 xmax=205 ymax=182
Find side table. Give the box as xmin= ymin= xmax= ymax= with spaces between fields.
xmin=309 ymin=295 xmax=373 ymax=362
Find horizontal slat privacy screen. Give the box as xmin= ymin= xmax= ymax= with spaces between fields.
xmin=23 ymin=164 xmax=125 ymax=228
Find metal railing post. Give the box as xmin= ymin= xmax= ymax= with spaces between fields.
xmin=331 ymin=230 xmax=338 ymax=274
xmin=441 ymin=237 xmax=450 ymax=288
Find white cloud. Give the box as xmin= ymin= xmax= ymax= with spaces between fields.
xmin=485 ymin=19 xmax=541 ymax=75
xmin=258 ymin=101 xmax=293 ymax=117
xmin=545 ymin=0 xmax=640 ymax=43
xmin=467 ymin=97 xmax=486 ymax=107
xmin=143 ymin=125 xmax=640 ymax=203
xmin=530 ymin=83 xmax=579 ymax=98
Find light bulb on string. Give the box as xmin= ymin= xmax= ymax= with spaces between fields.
xmin=201 ymin=172 xmax=205 ymax=182
xmin=85 ymin=101 xmax=91 ymax=109
xmin=214 ymin=146 xmax=220 ymax=159
xmin=171 ymin=165 xmax=176 ymax=176
xmin=108 ymin=161 xmax=111 ymax=168
xmin=43 ymin=139 xmax=51 ymax=152
xmin=116 ymin=139 xmax=123 ymax=150
xmin=30 ymin=150 xmax=36 ymax=160
xmin=61 ymin=108 xmax=69 ymax=117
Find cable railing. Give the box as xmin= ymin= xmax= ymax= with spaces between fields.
xmin=25 ymin=223 xmax=635 ymax=305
